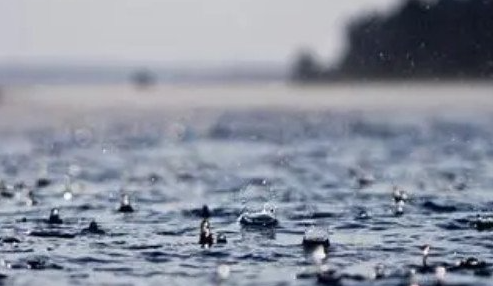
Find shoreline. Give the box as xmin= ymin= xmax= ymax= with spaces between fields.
xmin=1 ymin=82 xmax=492 ymax=129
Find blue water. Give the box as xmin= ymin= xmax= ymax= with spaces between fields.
xmin=1 ymin=110 xmax=493 ymax=285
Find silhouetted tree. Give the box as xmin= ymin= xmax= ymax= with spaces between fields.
xmin=295 ymin=0 xmax=493 ymax=81
xmin=340 ymin=0 xmax=493 ymax=79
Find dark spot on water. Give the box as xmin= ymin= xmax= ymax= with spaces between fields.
xmin=29 ymin=231 xmax=76 ymax=239
xmin=156 ymin=227 xmax=195 ymax=236
xmin=117 ymin=194 xmax=134 ymax=213
xmin=36 ymin=178 xmax=51 ymax=189
xmin=76 ymin=204 xmax=98 ymax=211
xmin=216 ymin=232 xmax=227 ymax=244
xmin=124 ymin=244 xmax=162 ymax=251
xmin=141 ymin=251 xmax=171 ymax=263
xmin=68 ymin=257 xmax=118 ymax=265
xmin=246 ymin=177 xmax=271 ymax=186
xmin=333 ymin=223 xmax=367 ymax=230
xmin=0 ymin=191 xmax=14 ymax=199
xmin=183 ymin=206 xmax=241 ymax=220
xmin=0 ymin=237 xmax=21 ymax=244
xmin=422 ymin=200 xmax=458 ymax=213
xmin=237 ymin=253 xmax=277 ymax=262
xmin=176 ymin=172 xmax=195 ymax=181
xmin=81 ymin=221 xmax=106 ymax=235
xmin=46 ymin=208 xmax=63 ymax=224
xmin=437 ymin=221 xmax=468 ymax=230
xmin=471 ymin=215 xmax=493 ymax=231
xmin=93 ymin=267 xmax=133 ymax=273
xmin=200 ymin=250 xmax=230 ymax=258
xmin=8 ymin=256 xmax=63 ymax=270
xmin=474 ymin=268 xmax=492 ymax=277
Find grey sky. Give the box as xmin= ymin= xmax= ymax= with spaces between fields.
xmin=0 ymin=0 xmax=399 ymax=66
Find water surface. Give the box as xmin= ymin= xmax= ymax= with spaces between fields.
xmin=1 ymin=107 xmax=493 ymax=285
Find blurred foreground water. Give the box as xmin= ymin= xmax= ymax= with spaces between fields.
xmin=1 ymin=83 xmax=493 ymax=285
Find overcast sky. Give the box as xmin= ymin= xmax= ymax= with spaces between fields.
xmin=0 ymin=0 xmax=399 ymax=66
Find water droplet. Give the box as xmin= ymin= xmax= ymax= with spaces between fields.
xmin=63 ymin=191 xmax=73 ymax=201
xmin=216 ymin=264 xmax=230 ymax=281
xmin=311 ymin=245 xmax=327 ymax=265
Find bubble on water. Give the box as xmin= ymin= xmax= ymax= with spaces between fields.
xmin=216 ymin=264 xmax=230 ymax=281
xmin=117 ymin=193 xmax=134 ymax=213
xmin=63 ymin=190 xmax=73 ymax=201
xmin=62 ymin=176 xmax=74 ymax=200
xmin=51 ymin=208 xmax=59 ymax=216
xmin=311 ymin=245 xmax=327 ymax=265
xmin=378 ymin=51 xmax=386 ymax=60
xmin=122 ymin=194 xmax=130 ymax=206
xmin=101 ymin=144 xmax=112 ymax=154
xmin=435 ymin=266 xmax=446 ymax=284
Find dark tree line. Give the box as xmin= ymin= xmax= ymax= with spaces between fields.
xmin=293 ymin=0 xmax=493 ymax=82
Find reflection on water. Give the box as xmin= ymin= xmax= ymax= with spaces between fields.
xmin=1 ymin=109 xmax=493 ymax=285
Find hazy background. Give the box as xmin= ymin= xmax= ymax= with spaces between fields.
xmin=0 ymin=0 xmax=399 ymax=65
xmin=0 ymin=0 xmax=492 ymax=111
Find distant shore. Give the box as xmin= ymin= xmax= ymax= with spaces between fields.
xmin=1 ymin=82 xmax=492 ymax=129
